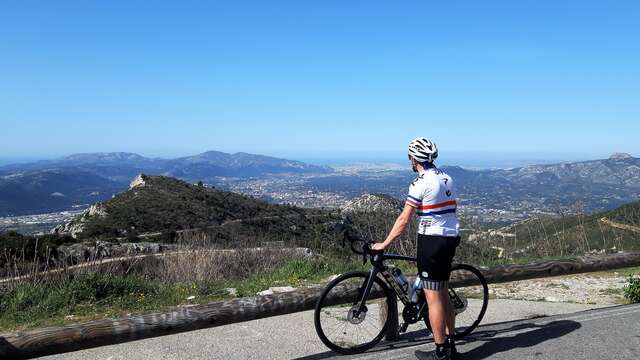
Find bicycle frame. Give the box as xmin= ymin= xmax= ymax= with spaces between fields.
xmin=354 ymin=251 xmax=421 ymax=316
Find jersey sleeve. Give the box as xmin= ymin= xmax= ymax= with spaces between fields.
xmin=406 ymin=181 xmax=423 ymax=208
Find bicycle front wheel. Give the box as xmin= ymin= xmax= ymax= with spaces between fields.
xmin=314 ymin=271 xmax=394 ymax=354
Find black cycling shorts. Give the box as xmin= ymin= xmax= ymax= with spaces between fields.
xmin=417 ymin=234 xmax=460 ymax=290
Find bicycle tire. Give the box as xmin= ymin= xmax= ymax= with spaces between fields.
xmin=314 ymin=271 xmax=395 ymax=354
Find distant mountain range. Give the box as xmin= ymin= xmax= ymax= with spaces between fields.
xmin=1 ymin=151 xmax=639 ymax=218
xmin=303 ymin=153 xmax=640 ymax=219
xmin=0 ymin=151 xmax=331 ymax=180
xmin=0 ymin=151 xmax=332 ymax=216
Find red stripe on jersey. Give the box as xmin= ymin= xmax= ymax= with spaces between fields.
xmin=406 ymin=198 xmax=420 ymax=207
xmin=418 ymin=200 xmax=457 ymax=210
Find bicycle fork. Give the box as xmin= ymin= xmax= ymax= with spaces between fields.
xmin=351 ymin=268 xmax=378 ymax=319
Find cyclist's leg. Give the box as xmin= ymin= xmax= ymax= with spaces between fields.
xmin=417 ymin=235 xmax=452 ymax=344
xmin=424 ymin=286 xmax=449 ymax=344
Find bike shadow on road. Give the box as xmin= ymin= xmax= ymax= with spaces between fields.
xmin=455 ymin=319 xmax=582 ymax=359
xmin=295 ymin=320 xmax=581 ymax=360
xmin=293 ymin=326 xmax=435 ymax=360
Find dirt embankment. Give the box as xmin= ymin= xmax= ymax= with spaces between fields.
xmin=489 ymin=270 xmax=636 ymax=305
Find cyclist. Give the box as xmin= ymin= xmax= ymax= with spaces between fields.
xmin=371 ymin=137 xmax=460 ymax=360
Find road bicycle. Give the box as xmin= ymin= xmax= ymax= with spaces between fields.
xmin=314 ymin=234 xmax=489 ymax=355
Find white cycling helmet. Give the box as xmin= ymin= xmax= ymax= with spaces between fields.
xmin=408 ymin=137 xmax=438 ymax=163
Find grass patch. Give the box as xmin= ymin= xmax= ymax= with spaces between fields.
xmin=232 ymin=256 xmax=366 ymax=297
xmin=0 ymin=255 xmax=367 ymax=331
xmin=0 ymin=273 xmax=187 ymax=331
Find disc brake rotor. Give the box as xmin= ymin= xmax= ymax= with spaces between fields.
xmin=449 ymin=289 xmax=468 ymax=315
xmin=347 ymin=305 xmax=368 ymax=324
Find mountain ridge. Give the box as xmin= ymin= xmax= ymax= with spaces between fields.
xmin=0 ymin=150 xmax=331 ymax=175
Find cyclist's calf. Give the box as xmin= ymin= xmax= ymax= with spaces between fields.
xmin=424 ymin=288 xmax=454 ymax=344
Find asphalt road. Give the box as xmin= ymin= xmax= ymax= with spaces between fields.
xmin=40 ymin=300 xmax=638 ymax=360
xmin=331 ymin=303 xmax=640 ymax=360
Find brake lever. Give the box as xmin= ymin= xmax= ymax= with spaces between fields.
xmin=362 ymin=241 xmax=373 ymax=265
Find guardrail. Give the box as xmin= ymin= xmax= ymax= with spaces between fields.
xmin=1 ymin=252 xmax=639 ymax=359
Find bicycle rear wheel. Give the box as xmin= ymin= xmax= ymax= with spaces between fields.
xmin=314 ymin=271 xmax=394 ymax=354
xmin=424 ymin=263 xmax=489 ymax=338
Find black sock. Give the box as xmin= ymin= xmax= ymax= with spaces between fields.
xmin=435 ymin=343 xmax=447 ymax=357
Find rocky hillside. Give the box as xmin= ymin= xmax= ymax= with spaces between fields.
xmin=476 ymin=199 xmax=640 ymax=259
xmin=53 ymin=174 xmax=338 ymax=243
xmin=341 ymin=193 xmax=402 ymax=214
xmin=498 ymin=153 xmax=640 ymax=188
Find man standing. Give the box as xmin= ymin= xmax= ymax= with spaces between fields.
xmin=371 ymin=137 xmax=460 ymax=360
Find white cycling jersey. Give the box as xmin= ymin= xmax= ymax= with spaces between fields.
xmin=405 ymin=166 xmax=460 ymax=237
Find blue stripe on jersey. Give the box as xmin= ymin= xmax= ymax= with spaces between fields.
xmin=417 ymin=208 xmax=457 ymax=216
xmin=407 ymin=195 xmax=422 ymax=203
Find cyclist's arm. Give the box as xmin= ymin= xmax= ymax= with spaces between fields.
xmin=373 ymin=204 xmax=416 ymax=250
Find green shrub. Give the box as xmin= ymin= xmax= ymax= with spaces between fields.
xmin=0 ymin=273 xmax=163 ymax=329
xmin=623 ymin=275 xmax=640 ymax=303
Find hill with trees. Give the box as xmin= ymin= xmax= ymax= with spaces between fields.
xmin=53 ymin=174 xmax=339 ymax=244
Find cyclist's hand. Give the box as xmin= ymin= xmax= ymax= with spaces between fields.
xmin=370 ymin=242 xmax=387 ymax=251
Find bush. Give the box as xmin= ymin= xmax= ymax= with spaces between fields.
xmin=623 ymin=275 xmax=640 ymax=303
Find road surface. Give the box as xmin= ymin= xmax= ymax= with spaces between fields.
xmin=38 ymin=300 xmax=640 ymax=359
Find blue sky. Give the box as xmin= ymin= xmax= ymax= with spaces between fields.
xmin=1 ymin=1 xmax=638 ymax=165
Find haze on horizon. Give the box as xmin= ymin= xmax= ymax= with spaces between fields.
xmin=1 ymin=1 xmax=639 ymax=164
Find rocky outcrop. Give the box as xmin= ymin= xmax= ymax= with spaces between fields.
xmin=87 ymin=203 xmax=108 ymax=217
xmin=129 ymin=174 xmax=147 ymax=189
xmin=51 ymin=203 xmax=108 ymax=238
xmin=341 ymin=193 xmax=403 ymax=214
